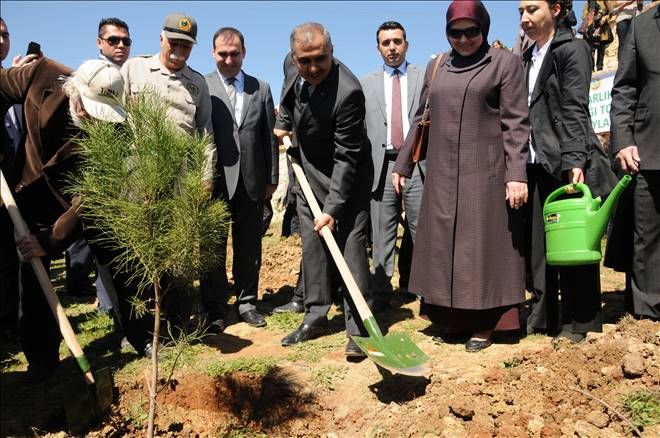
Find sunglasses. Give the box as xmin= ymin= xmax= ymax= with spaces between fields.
xmin=101 ymin=36 xmax=132 ymax=47
xmin=447 ymin=26 xmax=481 ymax=40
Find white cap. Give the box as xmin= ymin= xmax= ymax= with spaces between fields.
xmin=73 ymin=60 xmax=126 ymax=123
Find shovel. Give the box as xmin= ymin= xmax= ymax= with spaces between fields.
xmin=0 ymin=170 xmax=113 ymax=432
xmin=283 ymin=136 xmax=430 ymax=376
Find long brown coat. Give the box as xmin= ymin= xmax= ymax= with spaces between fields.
xmin=0 ymin=58 xmax=81 ymax=255
xmin=394 ymin=47 xmax=529 ymax=310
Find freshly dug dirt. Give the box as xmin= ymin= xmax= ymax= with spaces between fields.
xmin=2 ymin=235 xmax=659 ymax=437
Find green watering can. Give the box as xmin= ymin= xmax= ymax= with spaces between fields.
xmin=543 ymin=175 xmax=632 ymax=266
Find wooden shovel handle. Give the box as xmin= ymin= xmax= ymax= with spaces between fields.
xmin=0 ymin=171 xmax=94 ymax=385
xmin=283 ymin=136 xmax=374 ymax=320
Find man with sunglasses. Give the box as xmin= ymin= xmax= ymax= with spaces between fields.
xmin=61 ymin=17 xmax=132 ymax=332
xmin=200 ymin=27 xmax=278 ymax=332
xmin=97 ymin=17 xmax=131 ymax=67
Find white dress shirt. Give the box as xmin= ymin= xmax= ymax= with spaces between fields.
xmin=527 ymin=39 xmax=551 ymax=164
xmin=218 ymin=69 xmax=245 ymax=122
xmin=383 ymin=63 xmax=410 ymax=151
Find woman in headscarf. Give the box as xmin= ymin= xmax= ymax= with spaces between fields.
xmin=520 ymin=0 xmax=616 ymax=343
xmin=393 ymin=0 xmax=530 ymax=352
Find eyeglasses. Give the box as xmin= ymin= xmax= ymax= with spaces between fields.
xmin=447 ymin=26 xmax=481 ymax=40
xmin=101 ymin=36 xmax=132 ymax=47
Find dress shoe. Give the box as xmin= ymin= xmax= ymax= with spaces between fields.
xmin=273 ymin=300 xmax=304 ymax=314
xmin=143 ymin=341 xmax=163 ymax=359
xmin=431 ymin=332 xmax=469 ymax=344
xmin=207 ymin=318 xmax=227 ymax=334
xmin=345 ymin=338 xmax=366 ymax=358
xmin=281 ymin=323 xmax=327 ymax=346
xmin=465 ymin=338 xmax=493 ymax=352
xmin=239 ymin=310 xmax=267 ymax=327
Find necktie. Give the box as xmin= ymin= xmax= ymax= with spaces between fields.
xmin=391 ymin=69 xmax=404 ymax=150
xmin=298 ymin=80 xmax=310 ymax=104
xmin=226 ymin=77 xmax=237 ymax=109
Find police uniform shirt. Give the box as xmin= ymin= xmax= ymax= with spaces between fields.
xmin=121 ymin=54 xmax=216 ymax=180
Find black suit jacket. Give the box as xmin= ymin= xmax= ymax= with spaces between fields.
xmin=278 ymin=58 xmax=371 ymax=221
xmin=611 ymin=5 xmax=660 ymax=170
xmin=523 ymin=28 xmax=616 ymax=196
xmin=205 ymin=71 xmax=278 ymax=201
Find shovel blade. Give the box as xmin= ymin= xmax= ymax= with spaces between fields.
xmin=64 ymin=367 xmax=113 ymax=434
xmin=352 ymin=331 xmax=430 ymax=377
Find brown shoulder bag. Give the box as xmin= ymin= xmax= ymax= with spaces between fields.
xmin=411 ymin=53 xmax=446 ymax=163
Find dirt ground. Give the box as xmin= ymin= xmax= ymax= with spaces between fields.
xmin=1 ymin=233 xmax=659 ymax=437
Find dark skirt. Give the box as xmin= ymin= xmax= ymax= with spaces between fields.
xmin=420 ymin=300 xmax=520 ymax=333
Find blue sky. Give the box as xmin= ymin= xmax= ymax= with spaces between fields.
xmin=1 ymin=1 xmax=587 ymax=101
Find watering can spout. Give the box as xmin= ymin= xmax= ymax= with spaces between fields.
xmin=587 ymin=175 xmax=633 ymax=249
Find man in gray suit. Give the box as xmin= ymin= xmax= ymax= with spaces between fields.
xmin=360 ymin=21 xmax=424 ymax=310
xmin=202 ymin=27 xmax=279 ymax=330
xmin=610 ymin=4 xmax=660 ymax=321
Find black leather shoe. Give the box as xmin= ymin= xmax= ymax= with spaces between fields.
xmin=239 ymin=310 xmax=267 ymax=328
xmin=273 ymin=300 xmax=304 ymax=314
xmin=207 ymin=318 xmax=227 ymax=334
xmin=143 ymin=342 xmax=155 ymax=359
xmin=345 ymin=338 xmax=366 ymax=358
xmin=465 ymin=338 xmax=493 ymax=352
xmin=281 ymin=323 xmax=327 ymax=346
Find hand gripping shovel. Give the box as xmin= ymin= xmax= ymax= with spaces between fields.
xmin=0 ymin=170 xmax=112 ymax=432
xmin=283 ymin=136 xmax=430 ymax=376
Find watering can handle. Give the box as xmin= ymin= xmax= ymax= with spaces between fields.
xmin=543 ymin=183 xmax=592 ymax=210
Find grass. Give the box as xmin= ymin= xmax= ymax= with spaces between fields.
xmin=124 ymin=394 xmax=148 ymax=429
xmin=502 ymin=357 xmax=522 ymax=369
xmin=286 ymin=333 xmax=345 ymax=363
xmin=266 ymin=312 xmax=304 ymax=332
xmin=309 ymin=365 xmax=348 ymax=390
xmin=622 ymin=389 xmax=660 ymax=429
xmin=206 ymin=357 xmax=278 ymax=378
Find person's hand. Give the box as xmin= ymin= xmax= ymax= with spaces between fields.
xmin=274 ymin=129 xmax=293 ymax=145
xmin=568 ymin=168 xmax=585 ymax=184
xmin=505 ymin=181 xmax=528 ymax=209
xmin=265 ymin=184 xmax=277 ymax=199
xmin=16 ymin=234 xmax=46 ymax=260
xmin=12 ymin=53 xmax=40 ymax=67
xmin=313 ymin=213 xmax=335 ymax=234
xmin=615 ymin=145 xmax=640 ymax=175
xmin=392 ymin=172 xmax=406 ymax=196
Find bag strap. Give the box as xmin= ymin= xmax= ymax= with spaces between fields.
xmin=420 ymin=53 xmax=448 ymax=123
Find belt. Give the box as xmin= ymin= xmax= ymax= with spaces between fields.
xmin=385 ymin=151 xmax=399 ymax=160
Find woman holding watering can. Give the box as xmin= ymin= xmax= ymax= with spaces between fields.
xmin=393 ymin=0 xmax=530 ymax=352
xmin=520 ymin=0 xmax=617 ymax=343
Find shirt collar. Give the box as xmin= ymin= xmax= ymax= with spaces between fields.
xmin=217 ymin=69 xmax=244 ymax=86
xmin=532 ymin=39 xmax=551 ymax=62
xmin=383 ymin=62 xmax=408 ymax=76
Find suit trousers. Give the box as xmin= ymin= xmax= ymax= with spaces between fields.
xmin=370 ymin=158 xmax=422 ymax=299
xmin=525 ymin=164 xmax=603 ymax=334
xmin=19 ymin=257 xmax=61 ymax=367
xmin=631 ymin=171 xmax=660 ymax=319
xmin=65 ymin=237 xmax=113 ymax=313
xmin=0 ymin=207 xmax=19 ymax=332
xmin=201 ymin=175 xmax=263 ymax=316
xmin=297 ymin=191 xmax=372 ymax=336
